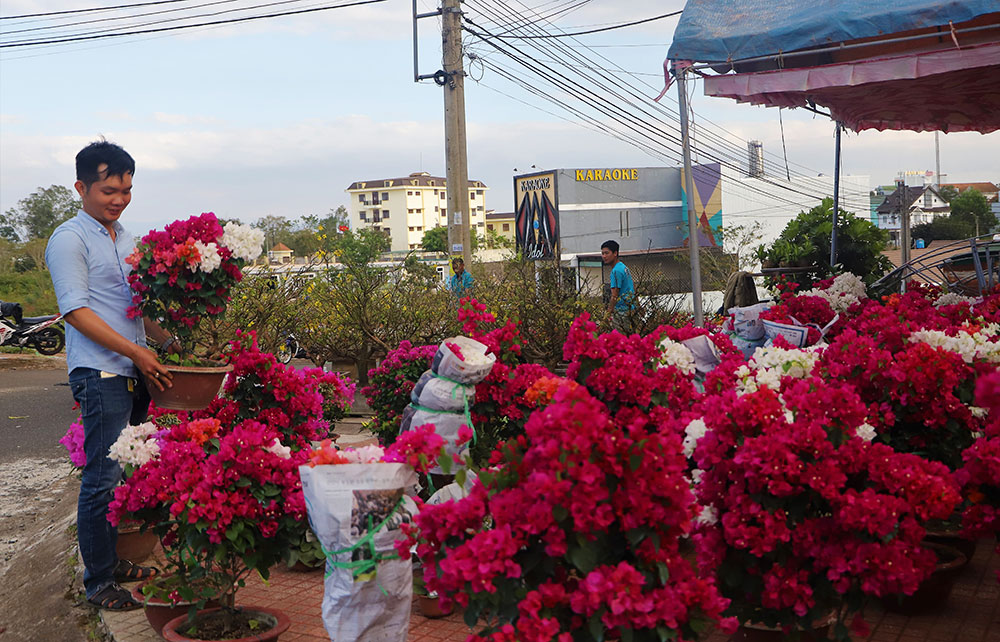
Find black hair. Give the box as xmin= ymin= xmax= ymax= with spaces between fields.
xmin=601 ymin=240 xmax=619 ymax=253
xmin=452 ymin=258 xmax=464 ymax=265
xmin=76 ymin=140 xmax=135 ymax=187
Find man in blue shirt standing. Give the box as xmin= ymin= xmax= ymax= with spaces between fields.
xmin=46 ymin=141 xmax=177 ymax=611
xmin=449 ymin=257 xmax=474 ymax=297
xmin=601 ymin=240 xmax=635 ymax=328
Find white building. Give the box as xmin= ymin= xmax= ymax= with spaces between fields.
xmin=345 ymin=172 xmax=488 ymax=253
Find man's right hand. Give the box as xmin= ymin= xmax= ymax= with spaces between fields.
xmin=133 ymin=346 xmax=173 ymax=391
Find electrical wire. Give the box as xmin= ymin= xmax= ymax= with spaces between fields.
xmin=0 ymin=0 xmax=387 ymax=49
xmin=461 ymin=6 xmax=841 ymax=212
xmin=464 ymin=0 xmax=859 ymax=210
xmin=1 ymin=0 xmax=200 ymax=21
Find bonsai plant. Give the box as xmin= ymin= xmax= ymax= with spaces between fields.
xmin=125 ymin=212 xmax=264 ymax=364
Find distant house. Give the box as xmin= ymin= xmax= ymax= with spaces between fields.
xmin=875 ymin=185 xmax=950 ymax=246
xmin=485 ymin=210 xmax=515 ymax=244
xmin=942 ymin=182 xmax=999 ymax=203
xmin=269 ymin=242 xmax=293 ymax=264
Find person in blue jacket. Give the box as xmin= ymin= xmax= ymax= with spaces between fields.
xmin=601 ymin=240 xmax=635 ymax=327
xmin=449 ymin=257 xmax=474 ymax=297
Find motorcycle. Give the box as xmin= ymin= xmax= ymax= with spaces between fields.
xmin=0 ymin=300 xmax=65 ymax=356
xmin=277 ymin=333 xmax=307 ymax=364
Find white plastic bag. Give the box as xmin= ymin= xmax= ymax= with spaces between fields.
xmin=411 ymin=369 xmax=475 ymax=412
xmin=762 ymin=318 xmax=810 ymax=348
xmin=405 ymin=408 xmax=470 ymax=475
xmin=680 ymin=335 xmax=722 ymax=375
xmin=728 ymin=302 xmax=771 ymax=341
xmin=431 ymin=336 xmax=496 ymax=384
xmin=299 ymin=463 xmax=418 ymax=642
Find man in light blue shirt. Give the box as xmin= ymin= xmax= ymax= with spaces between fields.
xmin=46 ymin=141 xmax=175 ymax=612
xmin=601 ymin=240 xmax=635 ymax=329
xmin=449 ymin=257 xmax=474 ymax=297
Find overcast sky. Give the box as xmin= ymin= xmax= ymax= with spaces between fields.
xmin=2 ymin=0 xmax=997 ymax=235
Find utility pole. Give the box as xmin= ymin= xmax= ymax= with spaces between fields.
xmin=676 ymin=66 xmax=704 ymax=327
xmin=441 ymin=0 xmax=472 ymax=269
xmin=831 ymin=122 xmax=841 ymax=267
xmin=935 ymin=131 xmax=942 ymax=187
xmin=897 ymin=177 xmax=911 ymax=274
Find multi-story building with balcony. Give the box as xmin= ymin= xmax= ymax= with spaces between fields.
xmin=345 ymin=172 xmax=489 ymax=252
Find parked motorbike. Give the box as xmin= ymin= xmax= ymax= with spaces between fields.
xmin=277 ymin=333 xmax=307 ymax=364
xmin=0 ymin=300 xmax=65 ymax=355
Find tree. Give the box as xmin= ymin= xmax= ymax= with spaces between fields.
xmin=421 ymin=225 xmax=481 ymax=253
xmin=937 ymin=185 xmax=959 ymax=203
xmin=911 ymin=217 xmax=975 ymax=243
xmin=1 ymin=185 xmax=80 ymax=242
xmin=421 ymin=226 xmax=448 ymax=252
xmin=949 ymin=189 xmax=996 ymax=236
xmin=762 ymin=198 xmax=893 ymax=288
xmin=253 ymin=215 xmax=295 ymax=252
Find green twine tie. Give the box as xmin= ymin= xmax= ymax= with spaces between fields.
xmin=322 ymin=495 xmax=406 ymax=595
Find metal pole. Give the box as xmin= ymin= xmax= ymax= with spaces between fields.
xmin=935 ymin=131 xmax=942 ymax=187
xmin=441 ymin=0 xmax=472 ymax=268
xmin=898 ymin=177 xmax=911 ymax=272
xmin=830 ymin=122 xmax=841 ymax=267
xmin=677 ymin=68 xmax=704 ymax=327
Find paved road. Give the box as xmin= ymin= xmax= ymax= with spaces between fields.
xmin=0 ymin=364 xmax=79 ymax=463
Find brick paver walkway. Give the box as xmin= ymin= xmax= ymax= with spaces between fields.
xmin=104 ymin=537 xmax=999 ymax=642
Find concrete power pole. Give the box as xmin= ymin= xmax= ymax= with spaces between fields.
xmin=441 ymin=0 xmax=472 ymax=268
xmin=898 ymin=177 xmax=911 ymax=271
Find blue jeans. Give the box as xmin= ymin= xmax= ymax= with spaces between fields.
xmin=69 ymin=368 xmax=133 ymax=599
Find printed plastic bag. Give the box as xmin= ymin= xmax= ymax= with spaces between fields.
xmin=762 ymin=319 xmax=810 ymax=348
xmin=299 ymin=463 xmax=418 ymax=642
xmin=431 ymin=336 xmax=495 ymax=384
xmin=728 ymin=302 xmax=770 ymax=341
xmin=411 ymin=369 xmax=475 ymax=412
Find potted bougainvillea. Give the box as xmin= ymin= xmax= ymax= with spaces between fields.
xmin=125 ymin=212 xmax=264 ymax=409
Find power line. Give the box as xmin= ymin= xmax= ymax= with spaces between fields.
xmin=487 ymin=10 xmax=682 ymax=39
xmin=0 ymin=0 xmax=386 ymax=48
xmin=0 ymin=0 xmax=199 ymax=20
xmin=0 ymin=0 xmax=244 ymax=37
xmin=465 ymin=0 xmax=847 ymax=205
xmin=462 ymin=5 xmax=837 ymax=212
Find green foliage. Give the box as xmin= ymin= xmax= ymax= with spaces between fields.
xmin=949 ymin=189 xmax=996 ymax=234
xmin=937 ymin=185 xmax=959 ymax=203
xmin=473 ymin=258 xmax=602 ymax=368
xmin=1 ymin=184 xmax=80 ymax=243
xmin=0 ymin=270 xmax=57 ymax=315
xmin=761 ymin=198 xmax=893 ymax=289
xmin=300 ymin=228 xmax=451 ymax=385
xmin=421 ymin=226 xmax=448 ymax=252
xmin=220 ymin=270 xmax=313 ymax=357
xmin=911 ymin=216 xmax=976 ymax=243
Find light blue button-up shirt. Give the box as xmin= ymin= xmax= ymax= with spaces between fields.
xmin=46 ymin=211 xmax=146 ymax=377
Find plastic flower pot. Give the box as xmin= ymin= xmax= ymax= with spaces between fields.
xmin=146 ymin=363 xmax=232 ymax=410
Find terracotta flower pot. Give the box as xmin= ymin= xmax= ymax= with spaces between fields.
xmin=881 ymin=542 xmax=967 ymax=615
xmin=132 ymin=580 xmax=222 ymax=638
xmin=162 ymin=606 xmax=290 ymax=642
xmin=417 ymin=594 xmax=452 ymax=619
xmin=924 ymin=526 xmax=976 ymax=563
xmin=728 ymin=612 xmax=835 ymax=642
xmin=116 ymin=524 xmax=158 ymax=562
xmin=146 ymin=363 xmax=232 ymax=411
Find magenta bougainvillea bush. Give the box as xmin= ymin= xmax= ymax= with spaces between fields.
xmin=385 ymin=276 xmax=1000 ymax=641
xmin=107 ymin=332 xmax=355 ymax=608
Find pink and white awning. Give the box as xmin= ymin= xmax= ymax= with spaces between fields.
xmin=703 ymin=42 xmax=1000 ymax=133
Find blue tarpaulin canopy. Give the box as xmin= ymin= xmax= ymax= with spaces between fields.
xmin=664 ymin=0 xmax=1000 ymax=132
xmin=667 ymin=0 xmax=999 ymax=64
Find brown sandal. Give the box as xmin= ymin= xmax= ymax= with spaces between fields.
xmin=86 ymin=582 xmax=142 ymax=611
xmin=114 ymin=559 xmax=159 ymax=582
